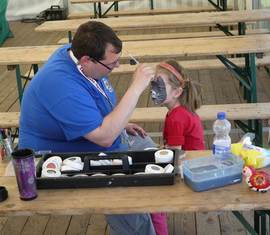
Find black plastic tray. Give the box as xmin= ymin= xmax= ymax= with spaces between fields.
xmin=36 ymin=149 xmax=180 ymax=189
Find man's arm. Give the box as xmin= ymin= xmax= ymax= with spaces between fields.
xmin=84 ymin=64 xmax=154 ymax=147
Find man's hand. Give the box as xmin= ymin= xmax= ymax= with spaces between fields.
xmin=131 ymin=64 xmax=155 ymax=95
xmin=126 ymin=123 xmax=147 ymax=138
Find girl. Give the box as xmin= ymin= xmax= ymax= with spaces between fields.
xmin=150 ymin=60 xmax=205 ymax=235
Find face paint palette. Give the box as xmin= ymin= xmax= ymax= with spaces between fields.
xmin=35 ymin=149 xmax=181 ymax=189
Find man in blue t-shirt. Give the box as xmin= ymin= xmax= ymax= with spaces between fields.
xmin=19 ymin=21 xmax=157 ymax=235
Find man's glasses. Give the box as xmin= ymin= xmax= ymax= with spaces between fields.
xmin=92 ymin=58 xmax=120 ymax=71
xmin=95 ymin=60 xmax=113 ymax=71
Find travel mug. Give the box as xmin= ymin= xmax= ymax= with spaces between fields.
xmin=11 ymin=149 xmax=38 ymax=200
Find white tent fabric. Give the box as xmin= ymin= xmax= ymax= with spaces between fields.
xmin=7 ymin=0 xmax=64 ymax=20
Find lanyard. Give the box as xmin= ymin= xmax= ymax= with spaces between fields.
xmin=69 ymin=50 xmax=114 ymax=108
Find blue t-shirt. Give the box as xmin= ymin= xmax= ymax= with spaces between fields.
xmin=19 ymin=44 xmax=122 ymax=152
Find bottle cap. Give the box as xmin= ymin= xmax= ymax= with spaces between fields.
xmin=0 ymin=186 xmax=8 ymax=202
xmin=217 ymin=112 xmax=226 ymax=120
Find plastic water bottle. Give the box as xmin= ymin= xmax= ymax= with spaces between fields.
xmin=212 ymin=112 xmax=231 ymax=157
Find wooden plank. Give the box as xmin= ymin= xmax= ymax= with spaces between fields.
xmin=196 ymin=212 xmax=220 ymax=235
xmin=35 ymin=9 xmax=270 ymax=32
xmin=43 ymin=215 xmax=71 ymax=235
xmin=68 ymin=6 xmax=218 ymax=19
xmin=0 ymin=217 xmax=8 ymax=232
xmin=106 ymin=6 xmax=218 ymax=16
xmin=114 ymin=74 xmax=131 ymax=100
xmin=21 ymin=215 xmax=50 ymax=235
xmin=167 ymin=213 xmax=174 ymax=235
xmin=173 ymin=212 xmax=196 ymax=235
xmin=0 ymin=151 xmax=270 ymax=216
xmin=0 ymin=71 xmax=18 ymax=112
xmin=66 ymin=214 xmax=91 ymax=235
xmin=0 ymin=45 xmax=58 ymax=65
xmin=1 ymin=216 xmax=28 ymax=235
xmin=130 ymin=102 xmax=270 ymax=123
xmin=0 ymin=112 xmax=20 ymax=128
xmin=219 ymin=211 xmax=247 ymax=235
xmin=256 ymin=68 xmax=270 ymax=102
xmin=122 ymin=35 xmax=270 ymax=60
xmin=2 ymin=102 xmax=270 ymax=128
xmin=86 ymin=214 xmax=107 ymax=235
xmin=2 ymin=35 xmax=270 ymax=65
xmin=57 ymin=28 xmax=270 ymax=44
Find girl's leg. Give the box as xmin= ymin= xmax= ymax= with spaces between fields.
xmin=151 ymin=213 xmax=169 ymax=235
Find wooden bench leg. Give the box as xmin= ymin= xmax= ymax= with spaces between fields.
xmin=15 ymin=64 xmax=39 ymax=104
xmin=234 ymin=120 xmax=263 ymax=146
xmin=254 ymin=210 xmax=270 ymax=235
xmin=232 ymin=211 xmax=258 ymax=235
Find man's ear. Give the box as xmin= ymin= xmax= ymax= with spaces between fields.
xmin=79 ymin=55 xmax=91 ymax=65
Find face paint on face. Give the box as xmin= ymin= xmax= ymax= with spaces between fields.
xmin=151 ymin=76 xmax=167 ymax=104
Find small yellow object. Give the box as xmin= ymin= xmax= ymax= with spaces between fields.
xmin=231 ymin=143 xmax=270 ymax=169
xmin=231 ymin=143 xmax=243 ymax=156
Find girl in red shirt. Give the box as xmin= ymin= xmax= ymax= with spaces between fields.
xmin=150 ymin=60 xmax=205 ymax=235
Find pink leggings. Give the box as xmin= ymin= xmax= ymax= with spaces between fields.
xmin=151 ymin=213 xmax=169 ymax=235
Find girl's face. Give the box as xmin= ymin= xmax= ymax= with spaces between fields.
xmin=155 ymin=72 xmax=182 ymax=109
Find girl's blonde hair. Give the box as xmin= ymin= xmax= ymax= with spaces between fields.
xmin=156 ymin=60 xmax=202 ymax=113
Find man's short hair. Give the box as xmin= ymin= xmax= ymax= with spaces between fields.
xmin=71 ymin=21 xmax=122 ymax=60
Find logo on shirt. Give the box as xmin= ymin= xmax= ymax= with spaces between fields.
xmin=103 ymin=78 xmax=113 ymax=92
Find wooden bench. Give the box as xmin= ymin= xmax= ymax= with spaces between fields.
xmin=68 ymin=6 xmax=218 ymax=19
xmin=0 ymin=102 xmax=268 ymax=145
xmin=130 ymin=103 xmax=270 ymax=123
xmin=1 ymin=103 xmax=269 ymax=128
xmin=57 ymin=28 xmax=269 ymax=44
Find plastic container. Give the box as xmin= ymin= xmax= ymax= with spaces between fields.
xmin=182 ymin=153 xmax=244 ymax=192
xmin=35 ymin=149 xmax=181 ymax=189
xmin=213 ymin=112 xmax=231 ymax=157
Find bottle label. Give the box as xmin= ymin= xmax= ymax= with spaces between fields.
xmin=213 ymin=144 xmax=230 ymax=155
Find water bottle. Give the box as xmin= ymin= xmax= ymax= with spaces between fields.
xmin=212 ymin=112 xmax=231 ymax=157
xmin=0 ymin=129 xmax=13 ymax=160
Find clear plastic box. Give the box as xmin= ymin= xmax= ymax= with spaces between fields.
xmin=182 ymin=153 xmax=244 ymax=192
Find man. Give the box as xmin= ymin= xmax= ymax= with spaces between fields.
xmin=19 ymin=21 xmax=156 ymax=234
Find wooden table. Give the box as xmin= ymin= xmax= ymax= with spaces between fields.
xmin=35 ymin=9 xmax=270 ymax=44
xmin=35 ymin=9 xmax=270 ymax=33
xmin=0 ymin=150 xmax=269 ymax=234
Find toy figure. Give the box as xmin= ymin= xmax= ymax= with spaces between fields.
xmin=242 ymin=166 xmax=270 ymax=193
